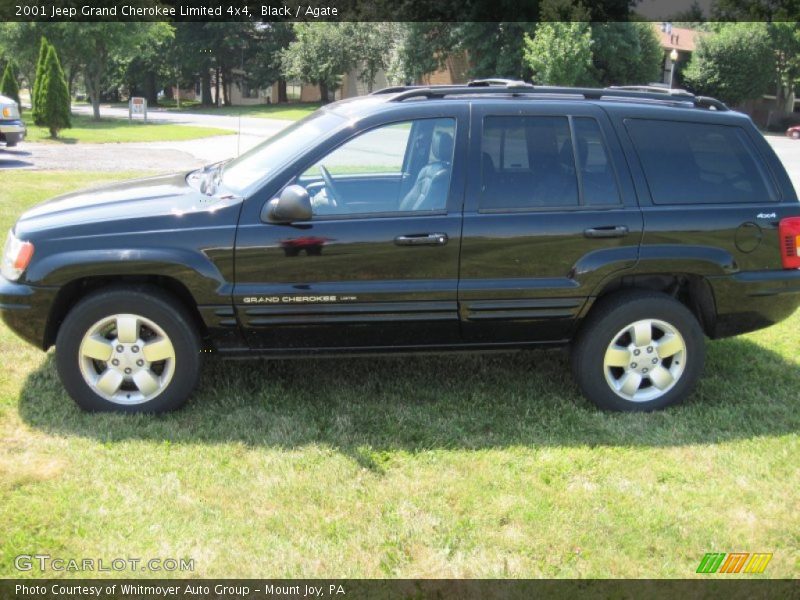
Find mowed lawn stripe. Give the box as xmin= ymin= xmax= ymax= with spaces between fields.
xmin=21 ymin=112 xmax=233 ymax=144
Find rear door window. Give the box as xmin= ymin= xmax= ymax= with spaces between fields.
xmin=625 ymin=119 xmax=776 ymax=205
xmin=574 ymin=117 xmax=621 ymax=206
xmin=480 ymin=116 xmax=579 ymax=210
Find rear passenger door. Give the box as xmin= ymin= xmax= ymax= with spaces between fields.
xmin=459 ymin=103 xmax=643 ymax=343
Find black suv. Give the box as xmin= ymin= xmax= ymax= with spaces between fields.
xmin=2 ymin=82 xmax=799 ymax=413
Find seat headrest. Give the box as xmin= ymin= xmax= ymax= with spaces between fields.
xmin=432 ymin=131 xmax=454 ymax=162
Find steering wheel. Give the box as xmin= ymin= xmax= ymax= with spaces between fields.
xmin=318 ymin=165 xmax=341 ymax=208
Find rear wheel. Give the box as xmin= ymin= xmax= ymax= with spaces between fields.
xmin=571 ymin=291 xmax=705 ymax=411
xmin=55 ymin=287 xmax=202 ymax=413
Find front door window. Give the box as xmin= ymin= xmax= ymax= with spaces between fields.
xmin=295 ymin=118 xmax=456 ymax=217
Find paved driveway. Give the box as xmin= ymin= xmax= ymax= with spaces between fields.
xmin=765 ymin=134 xmax=800 ymax=194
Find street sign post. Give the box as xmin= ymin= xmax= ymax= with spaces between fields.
xmin=128 ymin=97 xmax=147 ymax=123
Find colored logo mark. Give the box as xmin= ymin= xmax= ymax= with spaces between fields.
xmin=696 ymin=552 xmax=772 ymax=574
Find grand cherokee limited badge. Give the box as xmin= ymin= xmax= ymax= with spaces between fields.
xmin=242 ymin=295 xmax=357 ymax=304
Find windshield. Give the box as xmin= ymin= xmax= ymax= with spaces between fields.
xmin=220 ymin=111 xmax=346 ymax=195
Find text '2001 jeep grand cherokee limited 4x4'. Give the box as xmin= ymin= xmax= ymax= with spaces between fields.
xmin=2 ymin=81 xmax=799 ymax=413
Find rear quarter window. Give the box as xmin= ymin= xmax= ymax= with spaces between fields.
xmin=625 ymin=119 xmax=777 ymax=205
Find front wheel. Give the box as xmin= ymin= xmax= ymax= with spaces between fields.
xmin=571 ymin=291 xmax=705 ymax=411
xmin=55 ymin=287 xmax=202 ymax=413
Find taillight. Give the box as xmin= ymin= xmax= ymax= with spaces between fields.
xmin=779 ymin=217 xmax=800 ymax=269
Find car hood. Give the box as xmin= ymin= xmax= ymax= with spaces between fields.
xmin=15 ymin=172 xmax=242 ymax=236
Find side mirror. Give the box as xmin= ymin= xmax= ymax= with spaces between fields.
xmin=262 ymin=185 xmax=312 ymax=223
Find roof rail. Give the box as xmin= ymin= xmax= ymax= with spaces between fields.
xmin=467 ymin=78 xmax=530 ymax=88
xmin=606 ymin=85 xmax=693 ymax=97
xmin=382 ymin=82 xmax=729 ymax=111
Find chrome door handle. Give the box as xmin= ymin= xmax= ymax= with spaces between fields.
xmin=584 ymin=226 xmax=629 ymax=239
xmin=394 ymin=233 xmax=448 ymax=246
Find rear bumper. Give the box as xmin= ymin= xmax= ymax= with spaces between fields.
xmin=708 ymin=269 xmax=800 ymax=338
xmin=0 ymin=119 xmax=26 ymax=144
xmin=0 ymin=277 xmax=56 ymax=349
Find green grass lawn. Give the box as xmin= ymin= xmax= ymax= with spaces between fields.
xmin=21 ymin=112 xmax=233 ymax=144
xmin=1 ymin=171 xmax=799 ymax=579
xmin=164 ymin=102 xmax=323 ymax=121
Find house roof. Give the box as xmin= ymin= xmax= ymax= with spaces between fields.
xmin=652 ymin=24 xmax=705 ymax=53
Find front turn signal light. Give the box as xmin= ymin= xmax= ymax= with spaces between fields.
xmin=1 ymin=231 xmax=35 ymax=281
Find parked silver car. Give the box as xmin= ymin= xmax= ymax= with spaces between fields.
xmin=0 ymin=94 xmax=25 ymax=147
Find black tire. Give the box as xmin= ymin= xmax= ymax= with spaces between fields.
xmin=571 ymin=291 xmax=705 ymax=411
xmin=55 ymin=286 xmax=202 ymax=413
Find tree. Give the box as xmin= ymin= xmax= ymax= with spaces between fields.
xmin=1 ymin=61 xmax=21 ymax=110
xmin=32 ymin=36 xmax=50 ymax=124
xmin=0 ymin=24 xmax=85 ymax=99
xmin=282 ymin=23 xmax=358 ymax=103
xmin=392 ymin=23 xmax=454 ymax=84
xmin=683 ymin=23 xmax=774 ymax=106
xmin=248 ymin=23 xmax=295 ymax=103
xmin=524 ymin=22 xmax=594 ymax=86
xmin=65 ymin=23 xmax=172 ymax=119
xmin=767 ymin=23 xmax=800 ymax=114
xmin=458 ymin=22 xmax=537 ymax=80
xmin=39 ymin=45 xmax=71 ymax=138
xmin=590 ymin=22 xmax=662 ymax=86
xmin=349 ymin=23 xmax=400 ymax=92
xmin=671 ymin=0 xmax=707 ymax=24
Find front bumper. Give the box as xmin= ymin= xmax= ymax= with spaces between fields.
xmin=0 ymin=119 xmax=26 ymax=144
xmin=0 ymin=277 xmax=57 ymax=349
xmin=708 ymin=269 xmax=800 ymax=338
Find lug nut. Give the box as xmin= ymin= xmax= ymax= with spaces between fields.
xmin=633 ymin=349 xmax=640 ymax=356
xmin=642 ymin=368 xmax=649 ymax=373
xmin=136 ymin=359 xmax=144 ymax=367
xmin=647 ymin=346 xmax=653 ymax=353
xmin=131 ymin=345 xmax=139 ymax=353
xmin=124 ymin=367 xmax=132 ymax=374
xmin=652 ymin=358 xmax=658 ymax=364
xmin=111 ymin=359 xmax=119 ymax=366
xmin=116 ymin=345 xmax=124 ymax=353
xmin=631 ymin=362 xmax=638 ymax=368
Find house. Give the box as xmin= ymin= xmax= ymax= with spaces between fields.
xmin=653 ymin=23 xmax=706 ymax=88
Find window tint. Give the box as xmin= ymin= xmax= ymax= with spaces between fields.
xmin=299 ymin=118 xmax=455 ymax=217
xmin=480 ymin=116 xmax=578 ymax=210
xmin=574 ymin=117 xmax=621 ymax=206
xmin=625 ymin=119 xmax=776 ymax=205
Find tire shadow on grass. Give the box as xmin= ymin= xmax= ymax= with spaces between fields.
xmin=17 ymin=337 xmax=800 ymax=452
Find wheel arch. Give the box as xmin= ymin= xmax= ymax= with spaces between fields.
xmin=582 ymin=273 xmax=717 ymax=337
xmin=43 ymin=275 xmax=208 ymax=350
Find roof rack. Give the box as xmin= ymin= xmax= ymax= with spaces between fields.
xmin=375 ymin=80 xmax=729 ymax=111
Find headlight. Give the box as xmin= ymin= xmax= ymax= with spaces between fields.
xmin=2 ymin=230 xmax=35 ymax=281
xmin=1 ymin=104 xmax=19 ymax=119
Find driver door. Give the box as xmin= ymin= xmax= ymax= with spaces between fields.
xmin=233 ymin=112 xmax=468 ymax=351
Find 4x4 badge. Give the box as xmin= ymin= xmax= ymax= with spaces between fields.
xmin=756 ymin=212 xmax=777 ymax=219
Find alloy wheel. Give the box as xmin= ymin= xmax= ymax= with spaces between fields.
xmin=78 ymin=313 xmax=176 ymax=405
xmin=602 ymin=318 xmax=687 ymax=402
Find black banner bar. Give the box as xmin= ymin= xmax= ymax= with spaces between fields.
xmin=2 ymin=0 xmax=799 ymax=22
xmin=2 ymin=579 xmax=799 ymax=600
